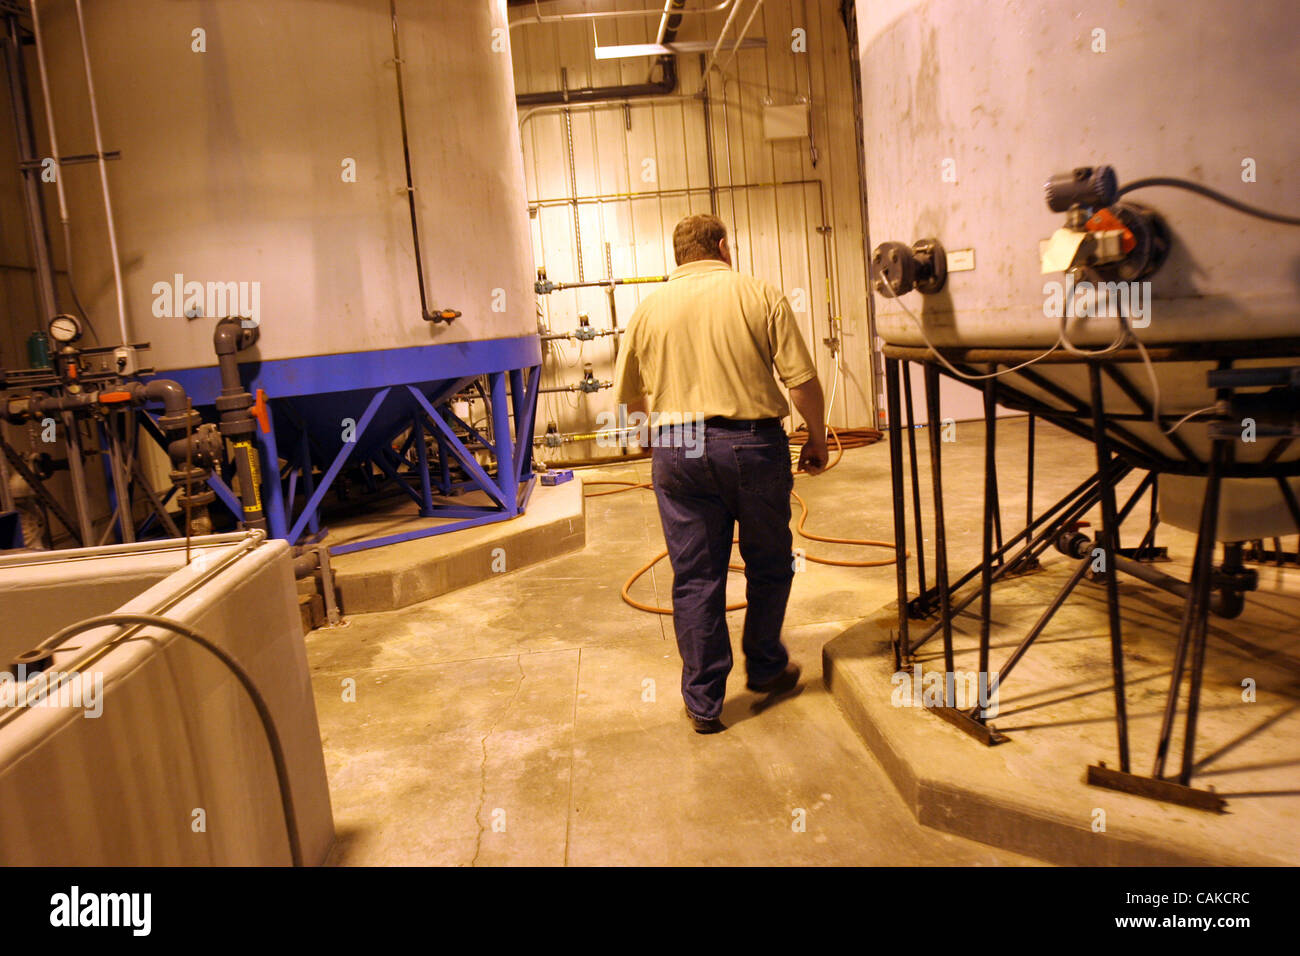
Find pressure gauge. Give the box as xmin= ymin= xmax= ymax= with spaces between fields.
xmin=48 ymin=314 xmax=83 ymax=345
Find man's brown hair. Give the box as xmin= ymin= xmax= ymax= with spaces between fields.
xmin=672 ymin=214 xmax=727 ymax=265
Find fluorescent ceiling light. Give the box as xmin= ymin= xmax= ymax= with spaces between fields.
xmin=593 ymin=38 xmax=765 ymax=59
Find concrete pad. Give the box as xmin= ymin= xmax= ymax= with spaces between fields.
xmin=307 ymin=447 xmax=1041 ymax=866
xmin=566 ymin=623 xmax=1039 ymax=865
xmin=824 ymin=561 xmax=1300 ymax=866
xmin=315 ymin=648 xmax=579 ymax=866
xmin=327 ymin=479 xmax=585 ymax=613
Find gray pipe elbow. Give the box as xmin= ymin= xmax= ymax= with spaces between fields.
xmin=213 ymin=316 xmax=259 ymax=356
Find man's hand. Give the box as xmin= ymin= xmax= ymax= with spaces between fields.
xmin=798 ymin=435 xmax=828 ymax=475
xmin=788 ymin=377 xmax=828 ymax=475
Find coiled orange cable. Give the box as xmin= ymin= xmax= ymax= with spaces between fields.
xmin=582 ymin=426 xmax=905 ymax=615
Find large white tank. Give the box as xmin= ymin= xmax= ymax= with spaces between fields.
xmin=33 ymin=0 xmax=535 ymax=371
xmin=857 ymin=0 xmax=1299 ymax=350
xmin=857 ymin=0 xmax=1299 ymax=474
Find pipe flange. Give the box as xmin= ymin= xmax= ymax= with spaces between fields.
xmin=214 ymin=392 xmax=253 ymax=414
xmin=157 ymin=409 xmax=201 ymax=433
xmin=1090 ymin=201 xmax=1171 ymax=283
xmin=911 ymin=238 xmax=947 ymax=295
xmin=871 ymin=238 xmax=948 ymax=296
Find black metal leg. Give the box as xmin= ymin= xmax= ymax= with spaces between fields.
xmin=1134 ymin=473 xmax=1160 ymax=560
xmin=979 ymin=372 xmax=998 ymax=685
xmin=923 ymin=363 xmax=956 ymax=703
xmin=1026 ymin=413 xmax=1035 ymax=537
xmin=1089 ymin=362 xmax=1131 ymax=774
xmin=1178 ymin=442 xmax=1227 ymax=785
xmin=885 ymin=358 xmax=911 ymax=661
xmin=902 ymin=361 xmax=929 ymax=615
xmin=909 ymin=462 xmax=1126 ymax=653
xmin=981 ymin=554 xmax=1092 ymax=708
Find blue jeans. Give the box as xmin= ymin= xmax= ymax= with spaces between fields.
xmin=651 ymin=420 xmax=794 ymax=719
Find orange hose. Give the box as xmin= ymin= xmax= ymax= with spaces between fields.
xmin=583 ymin=426 xmax=905 ymax=615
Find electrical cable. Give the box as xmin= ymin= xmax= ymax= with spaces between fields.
xmin=1116 ymin=177 xmax=1300 ymax=226
xmin=589 ymin=424 xmax=902 ymax=614
xmin=1163 ymin=405 xmax=1218 ymax=436
xmin=36 ymin=612 xmax=304 ymax=866
xmin=878 ymin=279 xmax=1064 ymax=380
xmin=878 ymin=257 xmax=1218 ymax=441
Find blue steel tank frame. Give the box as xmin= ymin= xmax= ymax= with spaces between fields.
xmin=159 ymin=334 xmax=542 ymax=554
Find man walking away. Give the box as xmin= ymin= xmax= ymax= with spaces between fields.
xmin=614 ymin=213 xmax=828 ymax=734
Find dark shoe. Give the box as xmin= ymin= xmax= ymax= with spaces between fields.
xmin=747 ymin=662 xmax=801 ymax=695
xmin=685 ymin=707 xmax=726 ymax=734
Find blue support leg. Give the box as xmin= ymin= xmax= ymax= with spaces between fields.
xmin=490 ymin=372 xmax=518 ymax=515
xmin=287 ymin=388 xmax=391 ymax=543
xmin=514 ymin=365 xmax=540 ymax=486
xmin=299 ymin=423 xmax=319 ymax=535
xmin=258 ymin=399 xmax=288 ymax=540
xmin=435 ymin=428 xmax=452 ymax=496
xmin=406 ymin=385 xmax=508 ymax=510
xmin=412 ymin=415 xmax=435 ymax=517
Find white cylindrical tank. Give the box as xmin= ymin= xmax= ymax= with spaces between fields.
xmin=33 ymin=0 xmax=535 ymax=370
xmin=857 ymin=0 xmax=1299 ymax=349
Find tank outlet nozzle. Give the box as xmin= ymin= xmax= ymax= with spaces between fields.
xmin=871 ymin=238 xmax=947 ymax=297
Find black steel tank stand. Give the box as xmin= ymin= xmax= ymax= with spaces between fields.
xmin=884 ymin=358 xmax=911 ymax=665
xmin=901 ymin=361 xmax=931 ymax=617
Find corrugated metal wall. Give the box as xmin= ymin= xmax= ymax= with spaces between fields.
xmin=511 ymin=0 xmax=876 ymax=462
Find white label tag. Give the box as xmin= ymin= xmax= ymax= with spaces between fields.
xmin=948 ymin=248 xmax=976 ymax=272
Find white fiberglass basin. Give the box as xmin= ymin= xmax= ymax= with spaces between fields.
xmin=0 ymin=533 xmax=333 ymax=865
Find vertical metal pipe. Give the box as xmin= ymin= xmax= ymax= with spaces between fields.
xmin=59 ymin=411 xmax=95 ymax=544
xmin=95 ymin=419 xmax=118 ymax=545
xmin=884 ymin=358 xmax=910 ymax=659
xmin=258 ymin=401 xmax=286 ymax=539
xmin=2 ymin=14 xmax=58 ymax=327
xmin=923 ymin=363 xmax=955 ymax=698
xmin=700 ymin=86 xmax=718 ymax=215
xmin=71 ymin=0 xmax=128 ymax=345
xmin=562 ymin=96 xmax=585 ymax=283
xmin=1088 ymin=362 xmax=1131 ymax=773
xmin=702 ymin=0 xmax=746 ymax=76
xmin=103 ymin=413 xmax=134 ymax=543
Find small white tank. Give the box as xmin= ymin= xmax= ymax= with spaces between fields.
xmin=857 ymin=0 xmax=1299 ymax=349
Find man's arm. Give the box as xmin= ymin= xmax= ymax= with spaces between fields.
xmin=789 ymin=378 xmax=828 ymax=475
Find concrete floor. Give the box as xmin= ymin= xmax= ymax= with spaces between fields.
xmin=306 ymin=422 xmax=1052 ymax=865
xmin=303 ymin=416 xmax=1297 ymax=865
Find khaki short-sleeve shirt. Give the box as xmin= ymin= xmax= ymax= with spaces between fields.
xmin=613 ymin=259 xmax=817 ymax=423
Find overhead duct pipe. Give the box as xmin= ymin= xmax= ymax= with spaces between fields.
xmin=507 ymin=0 xmax=734 ymax=30
xmin=515 ymin=1 xmax=686 ymax=107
